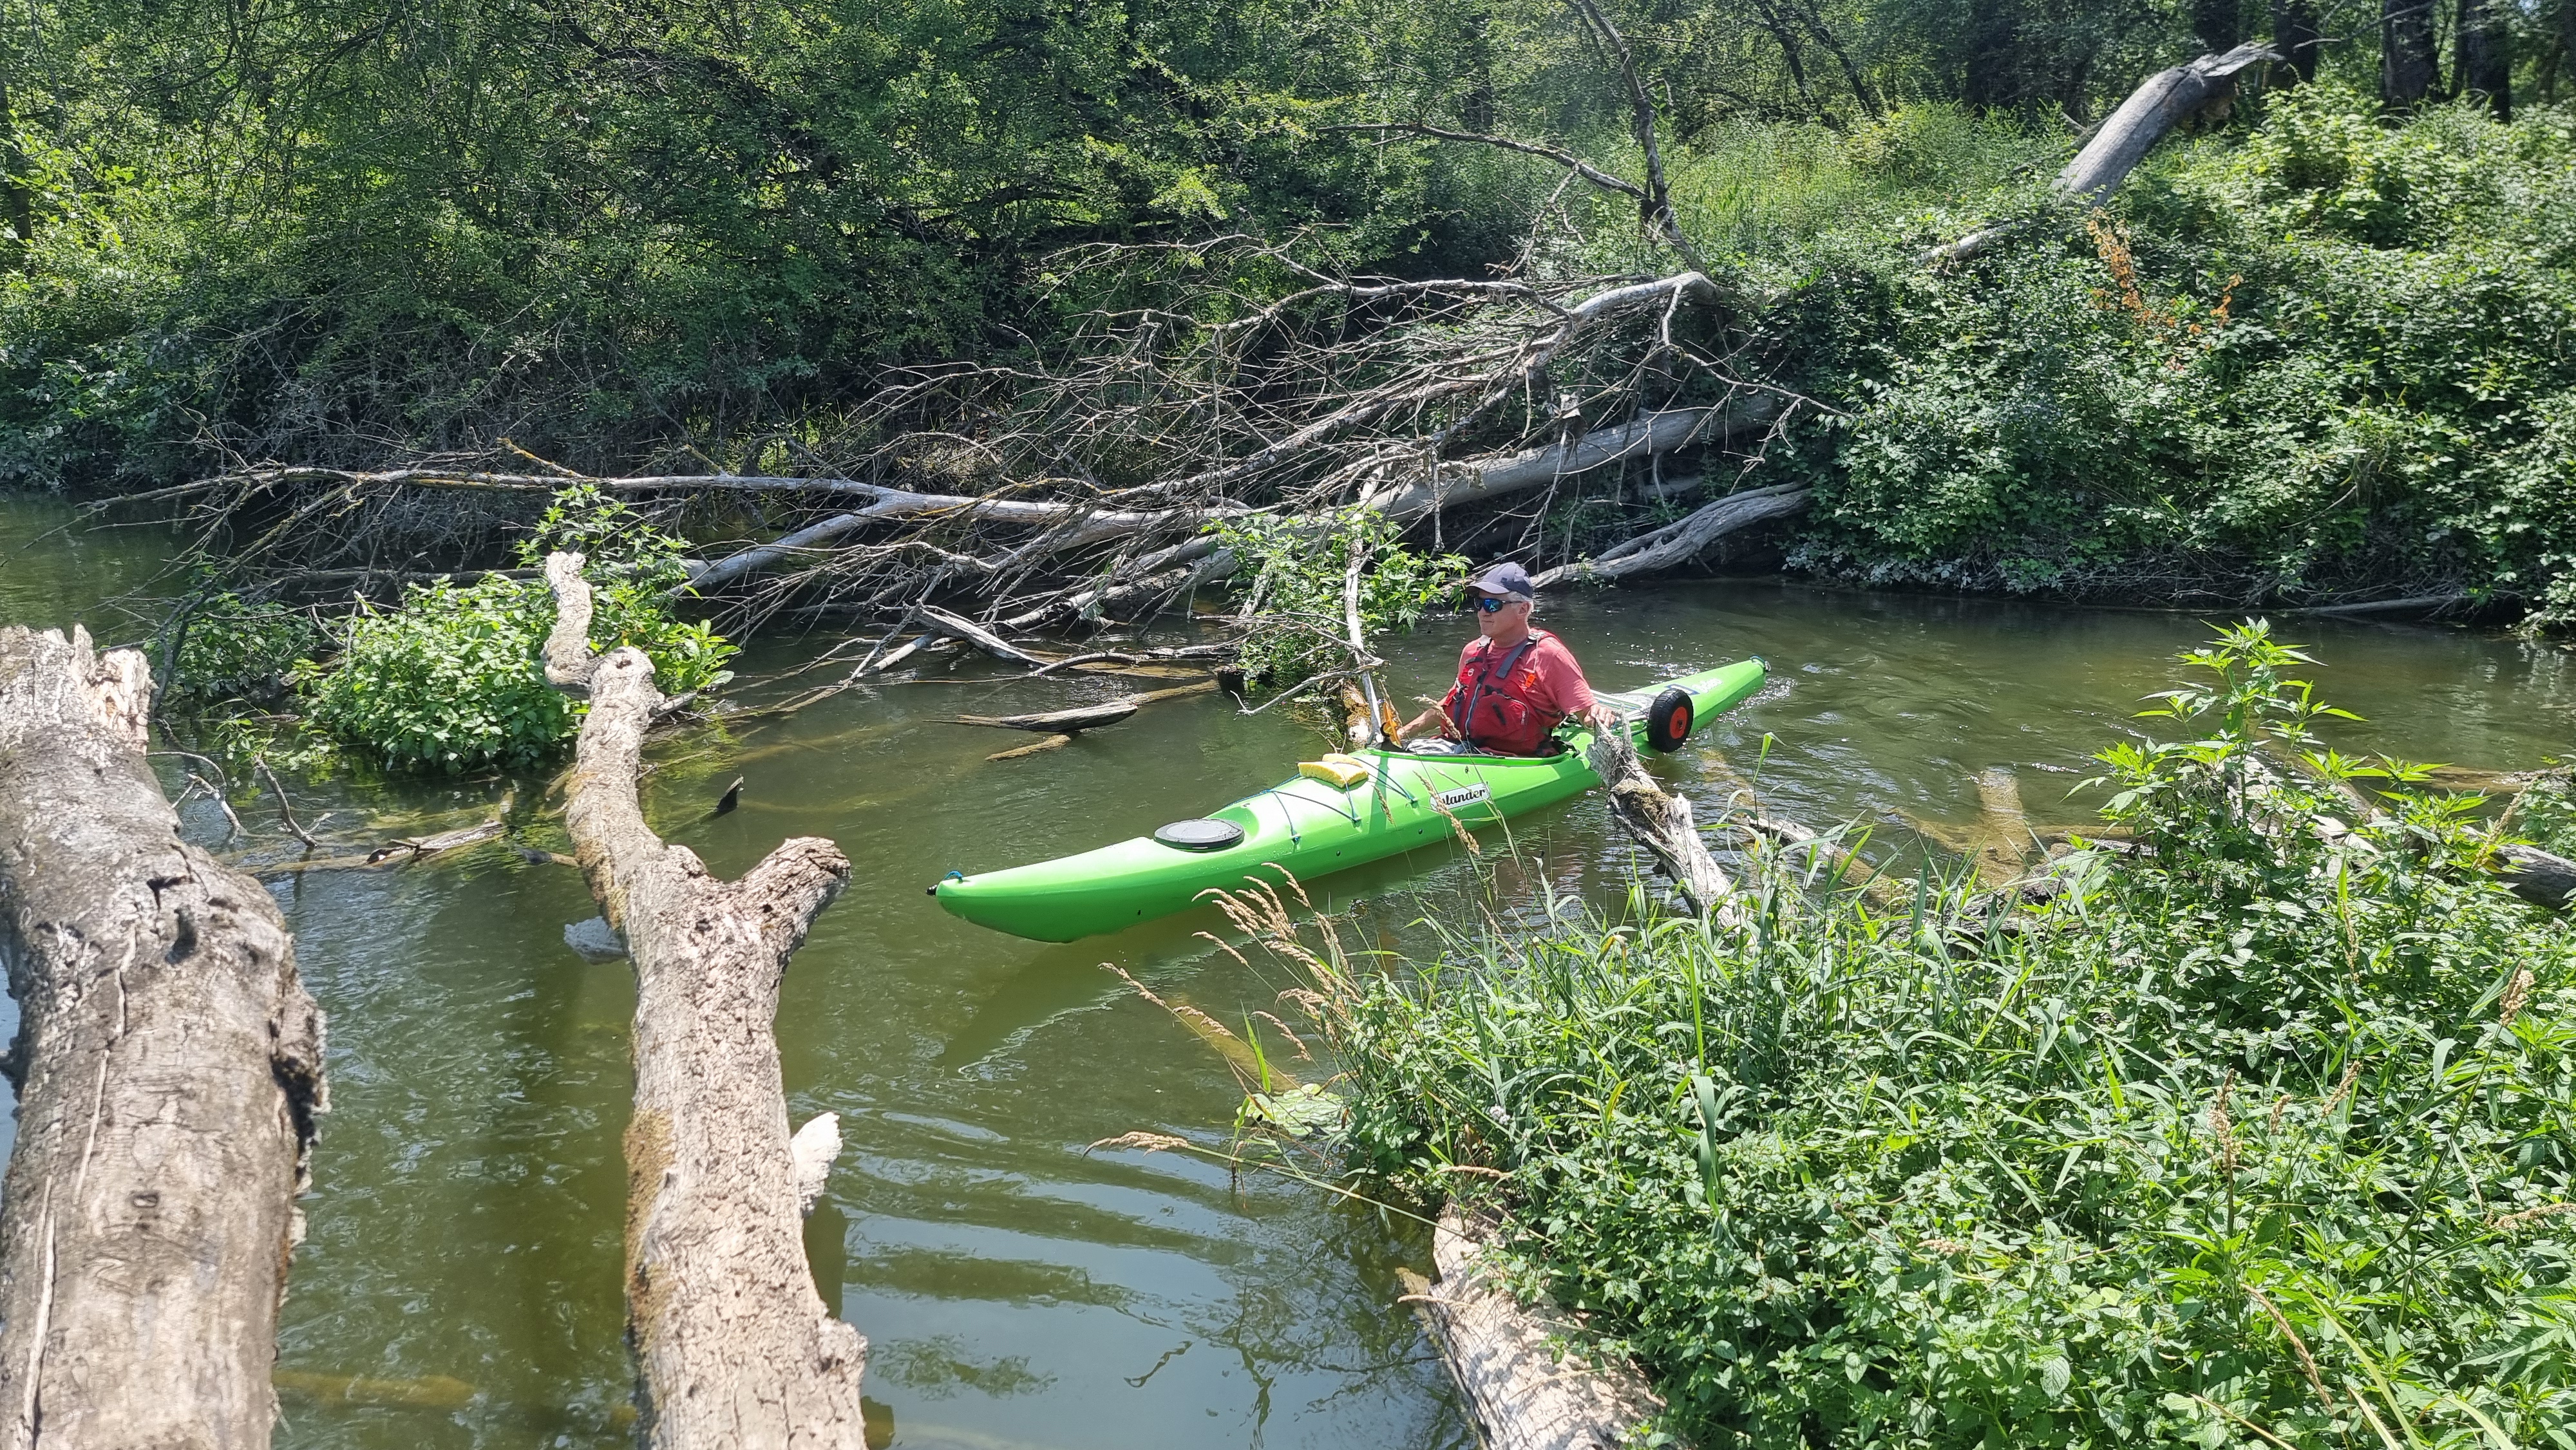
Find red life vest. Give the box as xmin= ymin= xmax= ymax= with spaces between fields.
xmin=1441 ymin=630 xmax=1567 ymax=756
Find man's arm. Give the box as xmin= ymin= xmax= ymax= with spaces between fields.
xmin=1536 ymin=637 xmax=1621 ymax=732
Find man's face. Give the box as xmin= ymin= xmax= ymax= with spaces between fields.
xmin=1473 ymin=592 xmax=1532 ymax=640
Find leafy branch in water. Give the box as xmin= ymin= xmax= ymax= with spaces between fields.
xmin=1209 ymin=510 xmax=1468 ymax=690
xmin=281 ymin=486 xmax=736 ymax=773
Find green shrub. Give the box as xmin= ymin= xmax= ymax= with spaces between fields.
xmin=169 ymin=592 xmax=324 ymax=703
xmin=1209 ymin=509 xmax=1468 ymax=689
xmin=1753 ymin=91 xmax=2576 ymax=610
xmin=1294 ymin=624 xmax=2576 ymax=1447
xmin=291 ymin=487 xmax=734 ymax=771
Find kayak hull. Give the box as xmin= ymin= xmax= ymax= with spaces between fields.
xmin=934 ymin=658 xmax=1766 ymax=942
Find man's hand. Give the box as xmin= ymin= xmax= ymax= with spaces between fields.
xmin=1582 ymin=701 xmax=1622 ymax=733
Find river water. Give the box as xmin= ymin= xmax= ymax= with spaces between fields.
xmin=4 ymin=498 xmax=2573 ymax=1448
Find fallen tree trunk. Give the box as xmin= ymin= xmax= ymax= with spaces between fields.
xmin=1398 ymin=1207 xmax=1669 ymax=1450
xmin=1367 ymin=399 xmax=1780 ymax=521
xmin=0 ymin=626 xmax=327 ymax=1448
xmin=953 ymin=701 xmax=1140 ymax=733
xmin=1533 ymin=483 xmax=1810 ymax=587
xmin=2287 ymin=593 xmax=2472 ymax=619
xmin=1587 ymin=729 xmax=1733 ymax=917
xmin=542 ymin=553 xmax=869 ymax=1448
xmin=1929 ymin=42 xmax=2277 ymax=265
xmin=2501 ymin=845 xmax=2576 ymax=910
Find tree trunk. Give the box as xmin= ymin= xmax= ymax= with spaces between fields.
xmin=2455 ymin=0 xmax=2511 ymax=118
xmin=542 ymin=556 xmax=869 ymax=1448
xmin=2057 ymin=42 xmax=2278 ymax=203
xmin=0 ymin=626 xmax=326 ymax=1449
xmin=1929 ymin=43 xmax=2275 ymax=264
xmin=1531 ymin=482 xmax=1810 ymax=586
xmin=1586 ymin=730 xmax=1734 ymax=918
xmin=1365 ymin=400 xmax=1780 ymax=522
xmin=2383 ymin=0 xmax=2439 ymax=108
xmin=1397 ymin=1207 xmax=1667 ymax=1450
xmin=2271 ymin=0 xmax=2323 ymax=82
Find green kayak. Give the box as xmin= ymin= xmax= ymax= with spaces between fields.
xmin=932 ymin=657 xmax=1767 ymax=942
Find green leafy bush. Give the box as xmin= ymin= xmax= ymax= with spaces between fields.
xmin=1209 ymin=510 xmax=1468 ymax=688
xmin=1745 ymin=92 xmax=2576 ymax=612
xmin=1297 ymin=624 xmax=2576 ymax=1447
xmin=292 ymin=487 xmax=734 ymax=771
xmin=169 ymin=592 xmax=323 ymax=702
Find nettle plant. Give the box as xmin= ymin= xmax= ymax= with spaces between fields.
xmin=295 ymin=486 xmax=734 ymax=771
xmin=1307 ymin=624 xmax=2576 ymax=1449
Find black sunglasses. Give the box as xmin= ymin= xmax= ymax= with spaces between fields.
xmin=1473 ymin=596 xmax=1520 ymax=614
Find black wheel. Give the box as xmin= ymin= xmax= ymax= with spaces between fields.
xmin=1643 ymin=686 xmax=1694 ymax=753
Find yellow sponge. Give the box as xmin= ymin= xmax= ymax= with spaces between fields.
xmin=1298 ymin=753 xmax=1374 ymax=788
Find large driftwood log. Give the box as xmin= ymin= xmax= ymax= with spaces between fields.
xmin=0 ymin=626 xmax=326 ymax=1448
xmin=542 ymin=553 xmax=868 ymax=1448
xmin=1929 ymin=42 xmax=2278 ymax=265
xmin=1367 ymin=399 xmax=1780 ymax=522
xmin=1587 ymin=730 xmax=1733 ymax=917
xmin=1534 ymin=482 xmax=1811 ymax=587
xmin=1400 ymin=1207 xmax=1669 ymax=1450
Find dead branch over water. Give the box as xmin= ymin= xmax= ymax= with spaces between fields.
xmin=149 ymin=250 xmax=1804 ymax=652
xmin=0 ymin=626 xmax=325 ymax=1448
xmin=543 ymin=552 xmax=869 ymax=1448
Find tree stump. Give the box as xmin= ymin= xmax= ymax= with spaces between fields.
xmin=0 ymin=626 xmax=326 ymax=1449
xmin=543 ymin=554 xmax=868 ymax=1448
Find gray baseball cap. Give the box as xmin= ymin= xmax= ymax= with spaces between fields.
xmin=1470 ymin=562 xmax=1535 ymax=601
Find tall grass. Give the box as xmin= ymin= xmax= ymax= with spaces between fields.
xmin=1271 ymin=625 xmax=2576 ymax=1447
xmin=1669 ymin=107 xmax=2056 ymax=268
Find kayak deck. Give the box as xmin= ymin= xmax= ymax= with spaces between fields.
xmin=933 ymin=658 xmax=1766 ymax=942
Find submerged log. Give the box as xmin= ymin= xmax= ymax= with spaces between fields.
xmin=0 ymin=626 xmax=327 ymax=1447
xmin=542 ymin=553 xmax=869 ymax=1448
xmin=364 ymin=816 xmax=506 ymax=863
xmin=1400 ymin=1207 xmax=1667 ymax=1450
xmin=1745 ymin=815 xmax=1910 ymax=910
xmin=956 ymin=680 xmax=1218 ymax=741
xmin=953 ymin=701 xmax=1140 ymax=733
xmin=985 ymin=733 xmax=1075 ymax=762
xmin=1587 ymin=730 xmax=1733 ymax=917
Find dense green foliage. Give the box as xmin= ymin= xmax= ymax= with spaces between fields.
xmin=7 ymin=0 xmax=2575 ymax=608
xmin=1304 ymin=626 xmax=2576 ymax=1446
xmin=1755 ymin=89 xmax=2576 ymax=613
xmin=291 ymin=487 xmax=734 ymax=771
xmin=1211 ymin=511 xmax=1469 ymax=687
xmin=168 ymin=590 xmax=323 ymax=704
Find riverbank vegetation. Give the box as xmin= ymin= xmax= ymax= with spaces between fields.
xmin=7 ymin=0 xmax=2574 ymax=636
xmin=178 ymin=485 xmax=734 ymax=770
xmin=1254 ymin=626 xmax=2576 ymax=1445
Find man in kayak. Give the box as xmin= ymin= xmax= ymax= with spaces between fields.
xmin=1399 ymin=562 xmax=1620 ymax=755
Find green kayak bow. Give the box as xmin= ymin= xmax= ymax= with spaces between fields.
xmin=933 ymin=657 xmax=1766 ymax=942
